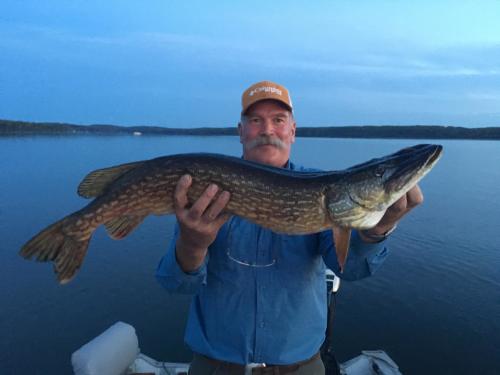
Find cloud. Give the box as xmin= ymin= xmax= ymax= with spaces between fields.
xmin=3 ymin=22 xmax=500 ymax=79
xmin=2 ymin=19 xmax=500 ymax=127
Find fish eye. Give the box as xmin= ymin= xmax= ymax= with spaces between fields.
xmin=374 ymin=165 xmax=385 ymax=177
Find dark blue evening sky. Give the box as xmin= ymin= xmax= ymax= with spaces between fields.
xmin=1 ymin=0 xmax=499 ymax=127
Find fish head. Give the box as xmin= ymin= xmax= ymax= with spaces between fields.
xmin=326 ymin=144 xmax=443 ymax=229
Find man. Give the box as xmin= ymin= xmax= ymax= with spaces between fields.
xmin=156 ymin=81 xmax=423 ymax=374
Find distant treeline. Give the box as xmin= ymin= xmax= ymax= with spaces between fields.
xmin=1 ymin=119 xmax=500 ymax=140
xmin=0 ymin=119 xmax=237 ymax=136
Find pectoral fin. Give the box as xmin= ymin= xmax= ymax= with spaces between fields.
xmin=332 ymin=226 xmax=351 ymax=273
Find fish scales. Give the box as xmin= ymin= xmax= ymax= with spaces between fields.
xmin=160 ymin=156 xmax=329 ymax=233
xmin=19 ymin=146 xmax=443 ymax=283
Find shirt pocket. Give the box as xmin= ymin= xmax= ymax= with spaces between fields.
xmin=278 ymin=234 xmax=323 ymax=275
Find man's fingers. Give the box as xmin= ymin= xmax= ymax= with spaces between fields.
xmin=213 ymin=212 xmax=232 ymax=228
xmin=406 ymin=184 xmax=424 ymax=209
xmin=203 ymin=191 xmax=231 ymax=221
xmin=364 ymin=184 xmax=425 ymax=240
xmin=379 ymin=184 xmax=424 ymax=227
xmin=388 ymin=194 xmax=407 ymax=217
xmin=174 ymin=174 xmax=192 ymax=213
xmin=187 ymin=184 xmax=219 ymax=220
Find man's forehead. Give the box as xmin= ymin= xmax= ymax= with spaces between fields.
xmin=245 ymin=101 xmax=292 ymax=117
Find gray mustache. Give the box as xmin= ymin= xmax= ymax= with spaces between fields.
xmin=246 ymin=136 xmax=286 ymax=150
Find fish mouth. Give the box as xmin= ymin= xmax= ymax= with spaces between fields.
xmin=427 ymin=144 xmax=443 ymax=166
xmin=385 ymin=144 xmax=443 ymax=193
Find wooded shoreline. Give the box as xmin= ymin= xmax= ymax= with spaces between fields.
xmin=2 ymin=119 xmax=500 ymax=140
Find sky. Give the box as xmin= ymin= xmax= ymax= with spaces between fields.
xmin=1 ymin=0 xmax=500 ymax=128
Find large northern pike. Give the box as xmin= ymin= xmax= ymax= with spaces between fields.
xmin=20 ymin=144 xmax=442 ymax=284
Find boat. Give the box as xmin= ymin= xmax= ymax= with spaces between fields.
xmin=71 ymin=272 xmax=403 ymax=375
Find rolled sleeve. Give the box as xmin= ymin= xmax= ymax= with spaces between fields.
xmin=344 ymin=230 xmax=389 ymax=279
xmin=155 ymin=224 xmax=207 ymax=294
xmin=320 ymin=229 xmax=389 ymax=280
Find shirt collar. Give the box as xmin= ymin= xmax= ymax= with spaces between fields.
xmin=241 ymin=156 xmax=294 ymax=170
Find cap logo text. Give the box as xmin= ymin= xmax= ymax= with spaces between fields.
xmin=248 ymin=86 xmax=282 ymax=97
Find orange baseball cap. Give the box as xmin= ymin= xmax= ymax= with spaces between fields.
xmin=241 ymin=81 xmax=293 ymax=114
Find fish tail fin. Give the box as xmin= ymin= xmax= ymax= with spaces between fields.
xmin=19 ymin=217 xmax=91 ymax=284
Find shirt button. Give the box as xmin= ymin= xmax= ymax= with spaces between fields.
xmin=259 ymin=321 xmax=265 ymax=328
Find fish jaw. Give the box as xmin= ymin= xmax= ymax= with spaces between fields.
xmin=383 ymin=144 xmax=442 ymax=205
xmin=325 ymin=144 xmax=443 ymax=229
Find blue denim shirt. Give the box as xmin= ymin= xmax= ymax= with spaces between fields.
xmin=156 ymin=161 xmax=389 ymax=365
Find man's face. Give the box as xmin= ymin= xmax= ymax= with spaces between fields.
xmin=238 ymin=100 xmax=296 ymax=167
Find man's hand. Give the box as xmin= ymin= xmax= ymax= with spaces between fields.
xmin=359 ymin=184 xmax=424 ymax=243
xmin=174 ymin=174 xmax=231 ymax=272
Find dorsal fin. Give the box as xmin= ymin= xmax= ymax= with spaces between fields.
xmin=77 ymin=161 xmax=143 ymax=198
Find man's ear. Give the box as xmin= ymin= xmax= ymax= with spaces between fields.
xmin=237 ymin=122 xmax=243 ymax=143
xmin=291 ymin=121 xmax=296 ymax=143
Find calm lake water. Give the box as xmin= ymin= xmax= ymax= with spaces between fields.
xmin=1 ymin=136 xmax=499 ymax=375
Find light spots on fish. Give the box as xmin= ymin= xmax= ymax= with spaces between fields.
xmin=293 ymin=200 xmax=308 ymax=206
xmin=19 ymin=147 xmax=443 ymax=284
xmin=75 ymin=220 xmax=90 ymax=230
xmin=79 ymin=233 xmax=92 ymax=241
